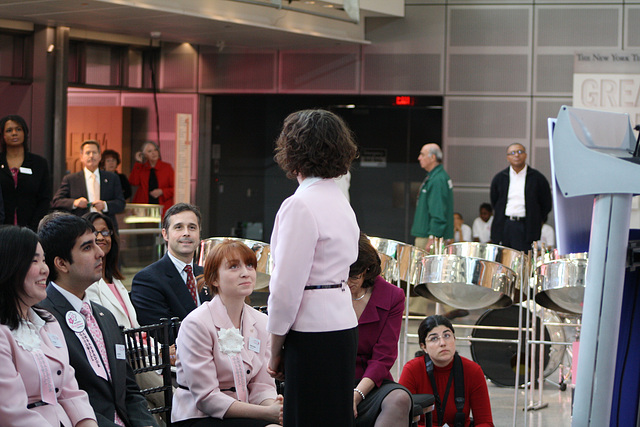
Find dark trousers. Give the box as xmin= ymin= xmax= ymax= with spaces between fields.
xmin=502 ymin=219 xmax=530 ymax=251
xmin=283 ymin=327 xmax=358 ymax=427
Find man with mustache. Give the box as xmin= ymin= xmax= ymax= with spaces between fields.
xmin=131 ymin=203 xmax=210 ymax=343
xmin=38 ymin=214 xmax=156 ymax=426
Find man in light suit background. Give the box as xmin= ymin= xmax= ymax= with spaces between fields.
xmin=38 ymin=214 xmax=156 ymax=427
xmin=52 ymin=140 xmax=125 ymax=226
xmin=131 ymin=203 xmax=210 ymax=343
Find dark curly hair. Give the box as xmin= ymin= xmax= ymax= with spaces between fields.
xmin=100 ymin=149 xmax=121 ymax=168
xmin=274 ymin=109 xmax=358 ymax=179
xmin=0 ymin=115 xmax=30 ymax=152
xmin=349 ymin=233 xmax=382 ymax=289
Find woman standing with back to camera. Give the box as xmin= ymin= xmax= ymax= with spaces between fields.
xmin=0 ymin=115 xmax=51 ymax=230
xmin=267 ymin=109 xmax=360 ymax=426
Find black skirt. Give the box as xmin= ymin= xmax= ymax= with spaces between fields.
xmin=172 ymin=417 xmax=271 ymax=427
xmin=354 ymin=379 xmax=413 ymax=427
xmin=283 ymin=327 xmax=358 ymax=427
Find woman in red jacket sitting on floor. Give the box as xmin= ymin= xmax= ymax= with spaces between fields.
xmin=399 ymin=315 xmax=494 ymax=427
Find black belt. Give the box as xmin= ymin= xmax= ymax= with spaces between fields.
xmin=304 ymin=283 xmax=342 ymax=290
xmin=27 ymin=401 xmax=48 ymax=409
xmin=177 ymin=383 xmax=236 ymax=393
xmin=507 ymin=216 xmax=526 ymax=222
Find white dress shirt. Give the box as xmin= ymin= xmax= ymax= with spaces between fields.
xmin=83 ymin=168 xmax=108 ymax=212
xmin=505 ymin=165 xmax=527 ymax=217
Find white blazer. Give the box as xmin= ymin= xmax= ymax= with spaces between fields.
xmin=85 ymin=278 xmax=139 ymax=328
xmin=172 ymin=296 xmax=277 ymax=421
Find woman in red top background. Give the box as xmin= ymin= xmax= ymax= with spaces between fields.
xmin=129 ymin=141 xmax=174 ymax=213
xmin=399 ymin=315 xmax=494 ymax=427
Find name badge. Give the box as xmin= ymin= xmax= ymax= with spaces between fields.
xmin=248 ymin=337 xmax=261 ymax=353
xmin=48 ymin=333 xmax=63 ymax=348
xmin=65 ymin=311 xmax=85 ymax=333
xmin=19 ymin=167 xmax=33 ymax=175
xmin=115 ymin=344 xmax=126 ymax=360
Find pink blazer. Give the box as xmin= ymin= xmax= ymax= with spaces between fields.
xmin=267 ymin=178 xmax=360 ymax=335
xmin=0 ymin=313 xmax=96 ymax=427
xmin=172 ymin=296 xmax=277 ymax=422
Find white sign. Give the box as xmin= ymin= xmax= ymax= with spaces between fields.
xmin=175 ymin=114 xmax=192 ymax=204
xmin=573 ymin=73 xmax=640 ymax=126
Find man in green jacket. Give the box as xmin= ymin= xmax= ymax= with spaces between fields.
xmin=411 ymin=143 xmax=454 ymax=252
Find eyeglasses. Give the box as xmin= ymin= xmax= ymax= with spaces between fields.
xmin=348 ymin=272 xmax=364 ymax=281
xmin=94 ymin=230 xmax=113 ymax=237
xmin=507 ymin=149 xmax=525 ymax=156
xmin=426 ymin=331 xmax=454 ymax=344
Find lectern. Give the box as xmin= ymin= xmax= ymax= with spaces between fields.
xmin=551 ymin=106 xmax=640 ymax=427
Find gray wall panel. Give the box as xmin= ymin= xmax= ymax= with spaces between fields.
xmin=449 ymin=8 xmax=530 ymax=47
xmin=447 ymin=99 xmax=528 ymax=139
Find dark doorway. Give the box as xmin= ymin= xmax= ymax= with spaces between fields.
xmin=206 ymin=95 xmax=442 ymax=244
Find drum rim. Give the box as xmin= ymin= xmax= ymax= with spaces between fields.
xmin=469 ymin=305 xmax=566 ymax=387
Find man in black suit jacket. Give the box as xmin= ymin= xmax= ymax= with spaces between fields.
xmin=131 ymin=203 xmax=210 ymax=342
xmin=38 ymin=214 xmax=157 ymax=427
xmin=490 ymin=143 xmax=552 ymax=251
xmin=52 ymin=140 xmax=125 ymax=225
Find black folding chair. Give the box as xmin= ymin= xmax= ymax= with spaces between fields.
xmin=411 ymin=394 xmax=435 ymax=427
xmin=122 ymin=317 xmax=177 ymax=425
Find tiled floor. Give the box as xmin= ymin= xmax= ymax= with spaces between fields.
xmin=398 ymin=303 xmax=575 ymax=426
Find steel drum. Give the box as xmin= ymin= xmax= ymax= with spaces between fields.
xmin=377 ymin=252 xmax=398 ymax=283
xmin=535 ymin=253 xmax=588 ymax=315
xmin=471 ymin=304 xmax=566 ymax=387
xmin=198 ymin=237 xmax=272 ymax=290
xmin=445 ymin=242 xmax=530 ymax=303
xmin=414 ymin=255 xmax=516 ymax=310
xmin=367 ymin=237 xmax=426 ymax=285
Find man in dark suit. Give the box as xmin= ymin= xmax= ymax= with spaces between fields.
xmin=131 ymin=203 xmax=210 ymax=342
xmin=490 ymin=143 xmax=552 ymax=251
xmin=52 ymin=140 xmax=125 ymax=225
xmin=38 ymin=214 xmax=157 ymax=427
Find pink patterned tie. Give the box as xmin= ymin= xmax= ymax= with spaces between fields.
xmin=184 ymin=264 xmax=198 ymax=305
xmin=80 ymin=302 xmax=125 ymax=426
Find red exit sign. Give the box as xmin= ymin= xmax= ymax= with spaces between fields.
xmin=394 ymin=96 xmax=415 ymax=106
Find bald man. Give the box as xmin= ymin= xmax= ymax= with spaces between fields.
xmin=411 ymin=143 xmax=454 ymax=251
xmin=490 ymin=143 xmax=552 ymax=251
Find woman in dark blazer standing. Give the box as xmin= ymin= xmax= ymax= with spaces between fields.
xmin=0 ymin=115 xmax=51 ymax=230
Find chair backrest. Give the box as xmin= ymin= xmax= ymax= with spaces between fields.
xmin=122 ymin=317 xmax=178 ymax=423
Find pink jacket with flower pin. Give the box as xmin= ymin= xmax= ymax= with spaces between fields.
xmin=172 ymin=296 xmax=277 ymax=422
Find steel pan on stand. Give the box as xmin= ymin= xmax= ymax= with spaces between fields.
xmin=377 ymin=252 xmax=398 ymax=284
xmin=367 ymin=237 xmax=426 ymax=285
xmin=444 ymin=242 xmax=531 ymax=303
xmin=535 ymin=253 xmax=588 ymax=315
xmin=414 ymin=255 xmax=516 ymax=310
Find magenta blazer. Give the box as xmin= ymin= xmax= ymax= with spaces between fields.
xmin=356 ymin=276 xmax=405 ymax=387
xmin=172 ymin=296 xmax=277 ymax=422
xmin=0 ymin=313 xmax=96 ymax=427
